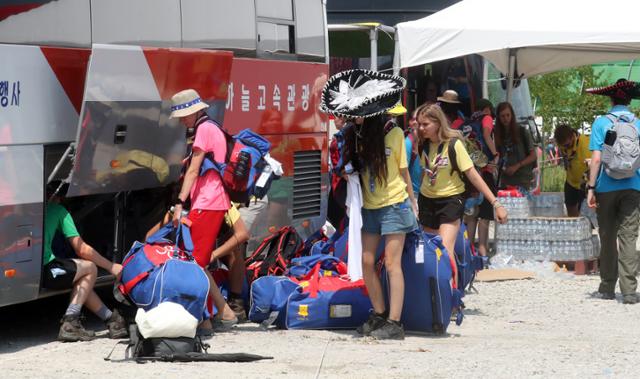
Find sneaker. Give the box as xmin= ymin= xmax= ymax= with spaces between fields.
xmin=212 ymin=316 xmax=238 ymax=332
xmin=228 ymin=298 xmax=247 ymax=323
xmin=106 ymin=309 xmax=128 ymax=339
xmin=591 ymin=291 xmax=615 ymax=300
xmin=622 ymin=294 xmax=639 ymax=304
xmin=58 ymin=315 xmax=95 ymax=342
xmin=356 ymin=312 xmax=387 ymax=336
xmin=370 ymin=319 xmax=405 ymax=340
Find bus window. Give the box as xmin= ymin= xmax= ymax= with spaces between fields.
xmin=294 ymin=0 xmax=326 ymax=59
xmin=258 ymin=22 xmax=295 ymax=54
xmin=256 ymin=0 xmax=293 ymax=20
xmin=91 ymin=0 xmax=181 ymax=47
xmin=181 ymin=0 xmax=257 ymax=54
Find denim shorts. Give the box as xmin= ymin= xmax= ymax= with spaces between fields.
xmin=362 ymin=198 xmax=418 ymax=236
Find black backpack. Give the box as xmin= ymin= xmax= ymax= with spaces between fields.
xmin=104 ymin=324 xmax=272 ymax=363
xmin=244 ymin=226 xmax=304 ymax=284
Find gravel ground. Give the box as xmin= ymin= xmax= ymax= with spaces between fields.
xmin=2 ymin=273 xmax=640 ymax=378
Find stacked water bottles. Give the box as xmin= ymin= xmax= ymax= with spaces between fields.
xmin=497 ymin=189 xmax=530 ymax=219
xmin=496 ymin=217 xmax=597 ymax=261
xmin=531 ymin=192 xmax=566 ymax=217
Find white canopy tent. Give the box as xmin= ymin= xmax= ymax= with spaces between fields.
xmin=395 ymin=0 xmax=640 ymax=100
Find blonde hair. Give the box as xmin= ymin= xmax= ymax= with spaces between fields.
xmin=415 ymin=103 xmax=462 ymax=146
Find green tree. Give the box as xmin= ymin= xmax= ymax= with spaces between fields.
xmin=529 ymin=66 xmax=609 ymax=133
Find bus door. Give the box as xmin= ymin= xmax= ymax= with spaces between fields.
xmin=66 ymin=44 xmax=233 ymax=197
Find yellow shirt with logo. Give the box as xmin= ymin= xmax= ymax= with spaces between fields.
xmin=420 ymin=139 xmax=474 ymax=198
xmin=361 ymin=127 xmax=409 ymax=209
xmin=561 ymin=134 xmax=591 ymax=190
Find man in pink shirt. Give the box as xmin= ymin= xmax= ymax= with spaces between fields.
xmin=170 ymin=89 xmax=237 ymax=332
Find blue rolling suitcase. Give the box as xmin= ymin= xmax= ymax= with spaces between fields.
xmin=382 ymin=231 xmax=462 ymax=334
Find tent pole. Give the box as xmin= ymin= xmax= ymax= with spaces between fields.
xmin=506 ymin=49 xmax=516 ymax=103
xmin=369 ymin=27 xmax=378 ymax=71
xmin=392 ymin=27 xmax=400 ymax=75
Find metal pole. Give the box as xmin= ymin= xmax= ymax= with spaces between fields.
xmin=47 ymin=142 xmax=75 ymax=184
xmin=627 ymin=59 xmax=635 ymax=80
xmin=369 ymin=27 xmax=378 ymax=71
xmin=392 ymin=27 xmax=400 ymax=75
xmin=506 ymin=50 xmax=516 ymax=103
xmin=482 ymin=58 xmax=489 ymax=99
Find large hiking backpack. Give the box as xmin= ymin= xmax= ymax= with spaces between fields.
xmin=118 ymin=223 xmax=210 ymax=322
xmin=459 ymin=112 xmax=494 ymax=167
xmin=602 ymin=113 xmax=640 ymax=179
xmin=201 ymin=127 xmax=277 ymax=203
xmin=245 ymin=226 xmax=305 ymax=285
xmin=454 ymin=223 xmax=484 ymax=292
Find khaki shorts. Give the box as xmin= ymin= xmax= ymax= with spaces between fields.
xmin=238 ymin=196 xmax=268 ymax=233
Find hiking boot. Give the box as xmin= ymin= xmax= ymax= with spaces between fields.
xmin=622 ymin=294 xmax=639 ymax=304
xmin=228 ymin=298 xmax=247 ymax=323
xmin=591 ymin=291 xmax=615 ymax=300
xmin=212 ymin=316 xmax=238 ymax=332
xmin=356 ymin=312 xmax=387 ymax=336
xmin=370 ymin=319 xmax=405 ymax=340
xmin=106 ymin=309 xmax=128 ymax=339
xmin=58 ymin=315 xmax=95 ymax=342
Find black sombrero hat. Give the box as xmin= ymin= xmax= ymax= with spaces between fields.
xmin=320 ymin=69 xmax=406 ymax=118
xmin=585 ymin=78 xmax=640 ymax=100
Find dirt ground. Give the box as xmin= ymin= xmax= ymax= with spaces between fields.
xmin=2 ymin=273 xmax=640 ymax=378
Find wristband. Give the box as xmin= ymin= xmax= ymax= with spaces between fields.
xmin=492 ymin=200 xmax=504 ymax=209
xmin=175 ymin=198 xmax=184 ymax=206
xmin=586 ymin=185 xmax=596 ymax=191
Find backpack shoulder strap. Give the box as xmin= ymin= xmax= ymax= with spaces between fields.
xmin=448 ymin=138 xmax=461 ymax=177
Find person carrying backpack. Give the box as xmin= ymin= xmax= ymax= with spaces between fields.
xmin=462 ymin=99 xmax=499 ymax=261
xmin=585 ymin=79 xmax=640 ymax=304
xmin=554 ymin=124 xmax=592 ymax=217
xmin=416 ymin=104 xmax=508 ymax=288
xmin=169 ymin=89 xmax=238 ymax=332
xmin=494 ymin=102 xmax=538 ymax=190
xmin=320 ymin=69 xmax=418 ymax=340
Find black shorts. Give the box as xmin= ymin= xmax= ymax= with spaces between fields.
xmin=418 ymin=194 xmax=465 ymax=230
xmin=42 ymin=258 xmax=77 ymax=290
xmin=564 ymin=182 xmax=585 ymax=208
xmin=478 ymin=171 xmax=498 ymax=220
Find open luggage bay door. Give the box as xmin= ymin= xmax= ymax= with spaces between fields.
xmin=67 ymin=44 xmax=233 ymax=197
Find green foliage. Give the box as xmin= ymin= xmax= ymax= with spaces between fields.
xmin=529 ymin=66 xmax=610 ymax=133
xmin=541 ymin=165 xmax=566 ymax=192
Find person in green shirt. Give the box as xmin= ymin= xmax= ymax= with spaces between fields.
xmin=554 ymin=124 xmax=592 ymax=217
xmin=43 ymin=182 xmax=127 ymax=342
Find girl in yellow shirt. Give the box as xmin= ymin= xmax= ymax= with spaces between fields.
xmin=417 ymin=104 xmax=508 ymax=287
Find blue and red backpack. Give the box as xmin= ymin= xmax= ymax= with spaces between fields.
xmin=200 ymin=127 xmax=275 ymax=204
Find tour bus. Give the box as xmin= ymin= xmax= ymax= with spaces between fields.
xmin=0 ymin=0 xmax=329 ymax=307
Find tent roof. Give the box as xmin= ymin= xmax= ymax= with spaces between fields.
xmin=396 ymin=0 xmax=640 ymax=77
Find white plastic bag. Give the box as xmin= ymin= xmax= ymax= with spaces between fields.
xmin=135 ymin=302 xmax=198 ymax=339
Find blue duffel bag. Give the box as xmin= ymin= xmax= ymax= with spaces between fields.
xmin=248 ymin=275 xmax=299 ymax=326
xmin=382 ymin=231 xmax=463 ymax=334
xmin=455 ymin=223 xmax=484 ymax=292
xmin=118 ymin=222 xmax=210 ymax=322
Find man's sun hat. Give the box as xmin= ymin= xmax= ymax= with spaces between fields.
xmin=320 ymin=69 xmax=406 ymax=118
xmin=170 ymin=89 xmax=209 ymax=118
xmin=437 ymin=90 xmax=461 ymax=104
xmin=585 ymin=78 xmax=640 ymax=100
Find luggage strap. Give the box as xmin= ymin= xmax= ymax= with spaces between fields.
xmin=118 ymin=268 xmax=154 ymax=295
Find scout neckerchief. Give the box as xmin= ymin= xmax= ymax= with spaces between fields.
xmin=423 ymin=141 xmax=447 ymax=186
